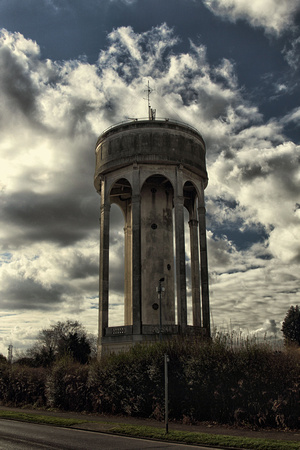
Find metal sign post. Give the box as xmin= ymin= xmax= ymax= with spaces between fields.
xmin=164 ymin=353 xmax=169 ymax=433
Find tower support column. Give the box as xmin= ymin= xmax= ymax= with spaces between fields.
xmin=174 ymin=168 xmax=187 ymax=330
xmin=189 ymin=218 xmax=201 ymax=326
xmin=124 ymin=221 xmax=132 ymax=325
xmin=198 ymin=205 xmax=210 ymax=334
xmin=131 ymin=166 xmax=142 ymax=335
xmin=98 ymin=193 xmax=110 ymax=345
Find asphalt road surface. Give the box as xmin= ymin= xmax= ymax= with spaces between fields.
xmin=0 ymin=419 xmax=221 ymax=449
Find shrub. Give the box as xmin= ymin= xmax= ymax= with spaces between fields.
xmin=46 ymin=357 xmax=90 ymax=411
xmin=0 ymin=337 xmax=299 ymax=430
xmin=89 ymin=343 xmax=165 ymax=416
xmin=0 ymin=364 xmax=47 ymax=407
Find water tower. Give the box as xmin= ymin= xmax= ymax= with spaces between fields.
xmin=94 ymin=103 xmax=210 ymax=356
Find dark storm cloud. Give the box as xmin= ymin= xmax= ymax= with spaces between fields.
xmin=60 ymin=95 xmax=98 ymax=138
xmin=207 ymin=235 xmax=234 ymax=268
xmin=239 ymin=149 xmax=300 ymax=195
xmin=240 ymin=164 xmax=265 ymax=181
xmin=109 ymin=241 xmax=125 ymax=294
xmin=109 ymin=274 xmax=125 ymax=294
xmin=67 ymin=253 xmax=99 ymax=279
xmin=0 ymin=45 xmax=37 ymax=117
xmin=1 ymin=275 xmax=65 ymax=310
xmin=1 ymin=191 xmax=99 ymax=248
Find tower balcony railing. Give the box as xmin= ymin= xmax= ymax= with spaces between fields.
xmin=105 ymin=325 xmax=133 ymax=336
xmin=104 ymin=324 xmax=206 ymax=337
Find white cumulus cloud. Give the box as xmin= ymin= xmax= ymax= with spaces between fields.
xmin=203 ymin=0 xmax=300 ymax=35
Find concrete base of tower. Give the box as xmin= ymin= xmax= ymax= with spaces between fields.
xmin=97 ymin=325 xmax=210 ymax=358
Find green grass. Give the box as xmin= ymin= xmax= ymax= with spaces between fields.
xmin=0 ymin=410 xmax=299 ymax=450
xmin=0 ymin=410 xmax=87 ymax=427
xmin=111 ymin=425 xmax=300 ymax=450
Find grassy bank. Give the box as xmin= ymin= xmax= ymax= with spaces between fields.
xmin=0 ymin=410 xmax=86 ymax=427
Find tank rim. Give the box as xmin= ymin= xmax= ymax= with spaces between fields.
xmin=96 ymin=118 xmax=205 ymax=148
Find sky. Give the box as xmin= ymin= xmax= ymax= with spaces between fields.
xmin=0 ymin=0 xmax=300 ymax=357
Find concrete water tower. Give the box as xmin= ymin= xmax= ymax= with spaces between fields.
xmin=94 ymin=101 xmax=210 ymax=356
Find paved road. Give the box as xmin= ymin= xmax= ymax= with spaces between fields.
xmin=0 ymin=419 xmax=221 ymax=449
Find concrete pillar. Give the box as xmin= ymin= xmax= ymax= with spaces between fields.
xmin=131 ymin=166 xmax=142 ymax=335
xmin=198 ymin=205 xmax=210 ymax=334
xmin=124 ymin=218 xmax=132 ymax=325
xmin=189 ymin=217 xmax=201 ymax=326
xmin=174 ymin=168 xmax=187 ymax=330
xmin=98 ymin=184 xmax=110 ymax=342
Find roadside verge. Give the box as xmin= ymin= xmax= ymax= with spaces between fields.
xmin=0 ymin=409 xmax=299 ymax=449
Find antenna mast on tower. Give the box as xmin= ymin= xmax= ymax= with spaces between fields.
xmin=145 ymin=81 xmax=156 ymax=120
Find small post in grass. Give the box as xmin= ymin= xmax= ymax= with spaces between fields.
xmin=164 ymin=353 xmax=169 ymax=433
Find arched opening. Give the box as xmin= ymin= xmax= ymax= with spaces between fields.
xmin=183 ymin=181 xmax=201 ymax=327
xmin=109 ymin=178 xmax=132 ymax=327
xmin=184 ymin=207 xmax=192 ymax=324
xmin=140 ymin=175 xmax=175 ymax=326
xmin=108 ymin=204 xmax=124 ymax=326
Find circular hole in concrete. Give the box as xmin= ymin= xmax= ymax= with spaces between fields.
xmin=151 ymin=223 xmax=157 ymax=230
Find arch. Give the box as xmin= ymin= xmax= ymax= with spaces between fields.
xmin=183 ymin=180 xmax=201 ymax=327
xmin=183 ymin=180 xmax=198 ymax=216
xmin=103 ymin=171 xmax=133 ymax=204
xmin=108 ymin=203 xmax=125 ymax=326
xmin=109 ymin=178 xmax=132 ymax=216
xmin=140 ymin=170 xmax=175 ymax=193
xmin=182 ymin=173 xmax=203 ymax=197
xmin=108 ymin=178 xmax=133 ymax=326
xmin=141 ymin=174 xmax=174 ymax=208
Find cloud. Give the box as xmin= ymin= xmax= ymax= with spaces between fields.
xmin=202 ymin=0 xmax=300 ymax=35
xmin=109 ymin=0 xmax=137 ymax=4
xmin=208 ymin=140 xmax=300 ymax=258
xmin=0 ymin=29 xmax=41 ymax=123
xmin=65 ymin=252 xmax=99 ymax=279
xmin=281 ymin=106 xmax=300 ymax=127
xmin=283 ymin=36 xmax=300 ymax=70
xmin=254 ymin=318 xmax=280 ymax=335
xmin=1 ymin=276 xmax=65 ymax=310
xmin=1 ymin=191 xmax=98 ymax=248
